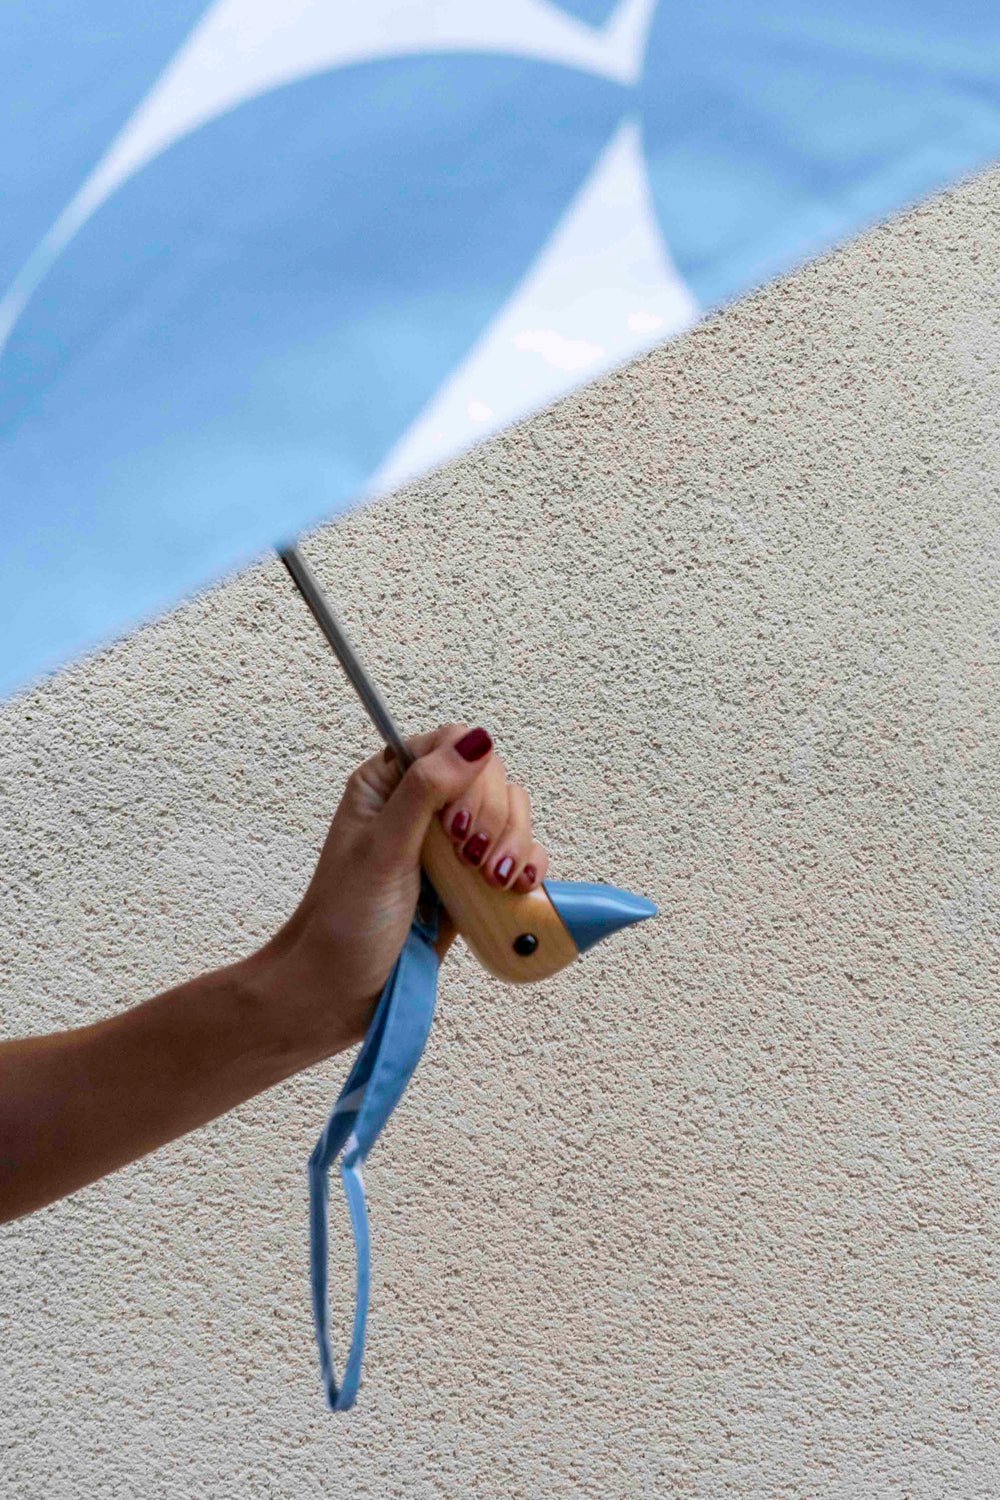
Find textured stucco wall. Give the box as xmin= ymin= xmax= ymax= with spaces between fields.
xmin=1 ymin=167 xmax=998 ymax=1499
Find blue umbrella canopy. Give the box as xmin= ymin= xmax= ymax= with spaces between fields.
xmin=1 ymin=0 xmax=997 ymax=700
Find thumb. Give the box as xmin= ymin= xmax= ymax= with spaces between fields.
xmin=375 ymin=725 xmax=493 ymax=868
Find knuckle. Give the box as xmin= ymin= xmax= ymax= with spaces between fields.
xmin=498 ymin=807 xmax=522 ymax=840
xmin=345 ymin=764 xmax=370 ymax=796
xmin=353 ymin=826 xmax=378 ymax=863
xmin=405 ymin=759 xmax=435 ymax=795
xmin=475 ymin=811 xmax=504 ymax=842
xmin=405 ymin=757 xmax=447 ymax=803
xmin=508 ymin=786 xmax=531 ymax=823
xmin=508 ymin=825 xmax=532 ymax=858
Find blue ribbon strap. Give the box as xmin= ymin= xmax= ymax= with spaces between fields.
xmin=308 ymin=878 xmax=441 ymax=1411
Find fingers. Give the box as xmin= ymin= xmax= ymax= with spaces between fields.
xmin=374 ymin=724 xmax=494 ymax=867
xmin=438 ymin=753 xmax=499 ymax=854
xmin=441 ymin=770 xmax=548 ymax=892
xmin=480 ymin=782 xmax=533 ymax=889
xmin=513 ymin=840 xmax=548 ymax=893
xmin=451 ymin=756 xmax=509 ymax=872
xmin=366 ymin=722 xmax=550 ymax=894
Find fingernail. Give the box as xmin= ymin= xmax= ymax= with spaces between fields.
xmin=454 ymin=727 xmax=492 ymax=762
xmin=464 ymin=832 xmax=489 ymax=865
xmin=523 ymin=864 xmax=537 ymax=886
xmin=495 ymin=855 xmax=514 ymax=884
xmin=451 ymin=809 xmax=471 ymax=839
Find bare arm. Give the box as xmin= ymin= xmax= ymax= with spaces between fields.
xmin=0 ymin=724 xmax=549 ymax=1223
xmin=0 ymin=951 xmax=338 ymax=1222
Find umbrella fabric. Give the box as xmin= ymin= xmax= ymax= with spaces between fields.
xmin=2 ymin=2 xmax=998 ymax=699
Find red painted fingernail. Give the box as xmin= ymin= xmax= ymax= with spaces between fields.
xmin=451 ymin=809 xmax=471 ymax=839
xmin=464 ymin=832 xmax=489 ymax=865
xmin=495 ymin=855 xmax=514 ymax=884
xmin=454 ymin=727 xmax=492 ymax=762
xmin=523 ymin=864 xmax=537 ymax=886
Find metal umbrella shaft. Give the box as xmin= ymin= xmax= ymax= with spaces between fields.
xmin=278 ymin=544 xmax=414 ymax=770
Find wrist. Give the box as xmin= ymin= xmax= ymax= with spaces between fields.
xmin=233 ymin=925 xmax=370 ymax=1074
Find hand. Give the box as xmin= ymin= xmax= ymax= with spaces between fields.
xmin=250 ymin=724 xmax=550 ymax=1055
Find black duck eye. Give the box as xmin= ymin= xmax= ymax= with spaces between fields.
xmin=512 ymin=933 xmax=538 ymax=957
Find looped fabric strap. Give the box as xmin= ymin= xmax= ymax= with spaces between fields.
xmin=308 ymin=877 xmax=441 ymax=1411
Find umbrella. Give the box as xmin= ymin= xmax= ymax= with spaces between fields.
xmin=3 ymin=1 xmax=998 ymax=1409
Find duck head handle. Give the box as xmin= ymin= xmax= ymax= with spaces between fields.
xmin=421 ymin=819 xmax=655 ymax=982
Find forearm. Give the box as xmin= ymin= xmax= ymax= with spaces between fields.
xmin=0 ymin=943 xmax=352 ymax=1224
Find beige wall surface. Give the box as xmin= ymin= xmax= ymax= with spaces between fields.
xmin=1 ymin=167 xmax=998 ymax=1499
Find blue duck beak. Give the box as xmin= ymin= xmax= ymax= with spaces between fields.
xmin=543 ymin=881 xmax=657 ymax=955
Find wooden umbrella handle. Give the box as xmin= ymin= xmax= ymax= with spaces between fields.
xmin=275 ymin=547 xmax=607 ymax=985
xmin=420 ymin=820 xmax=578 ymax=984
